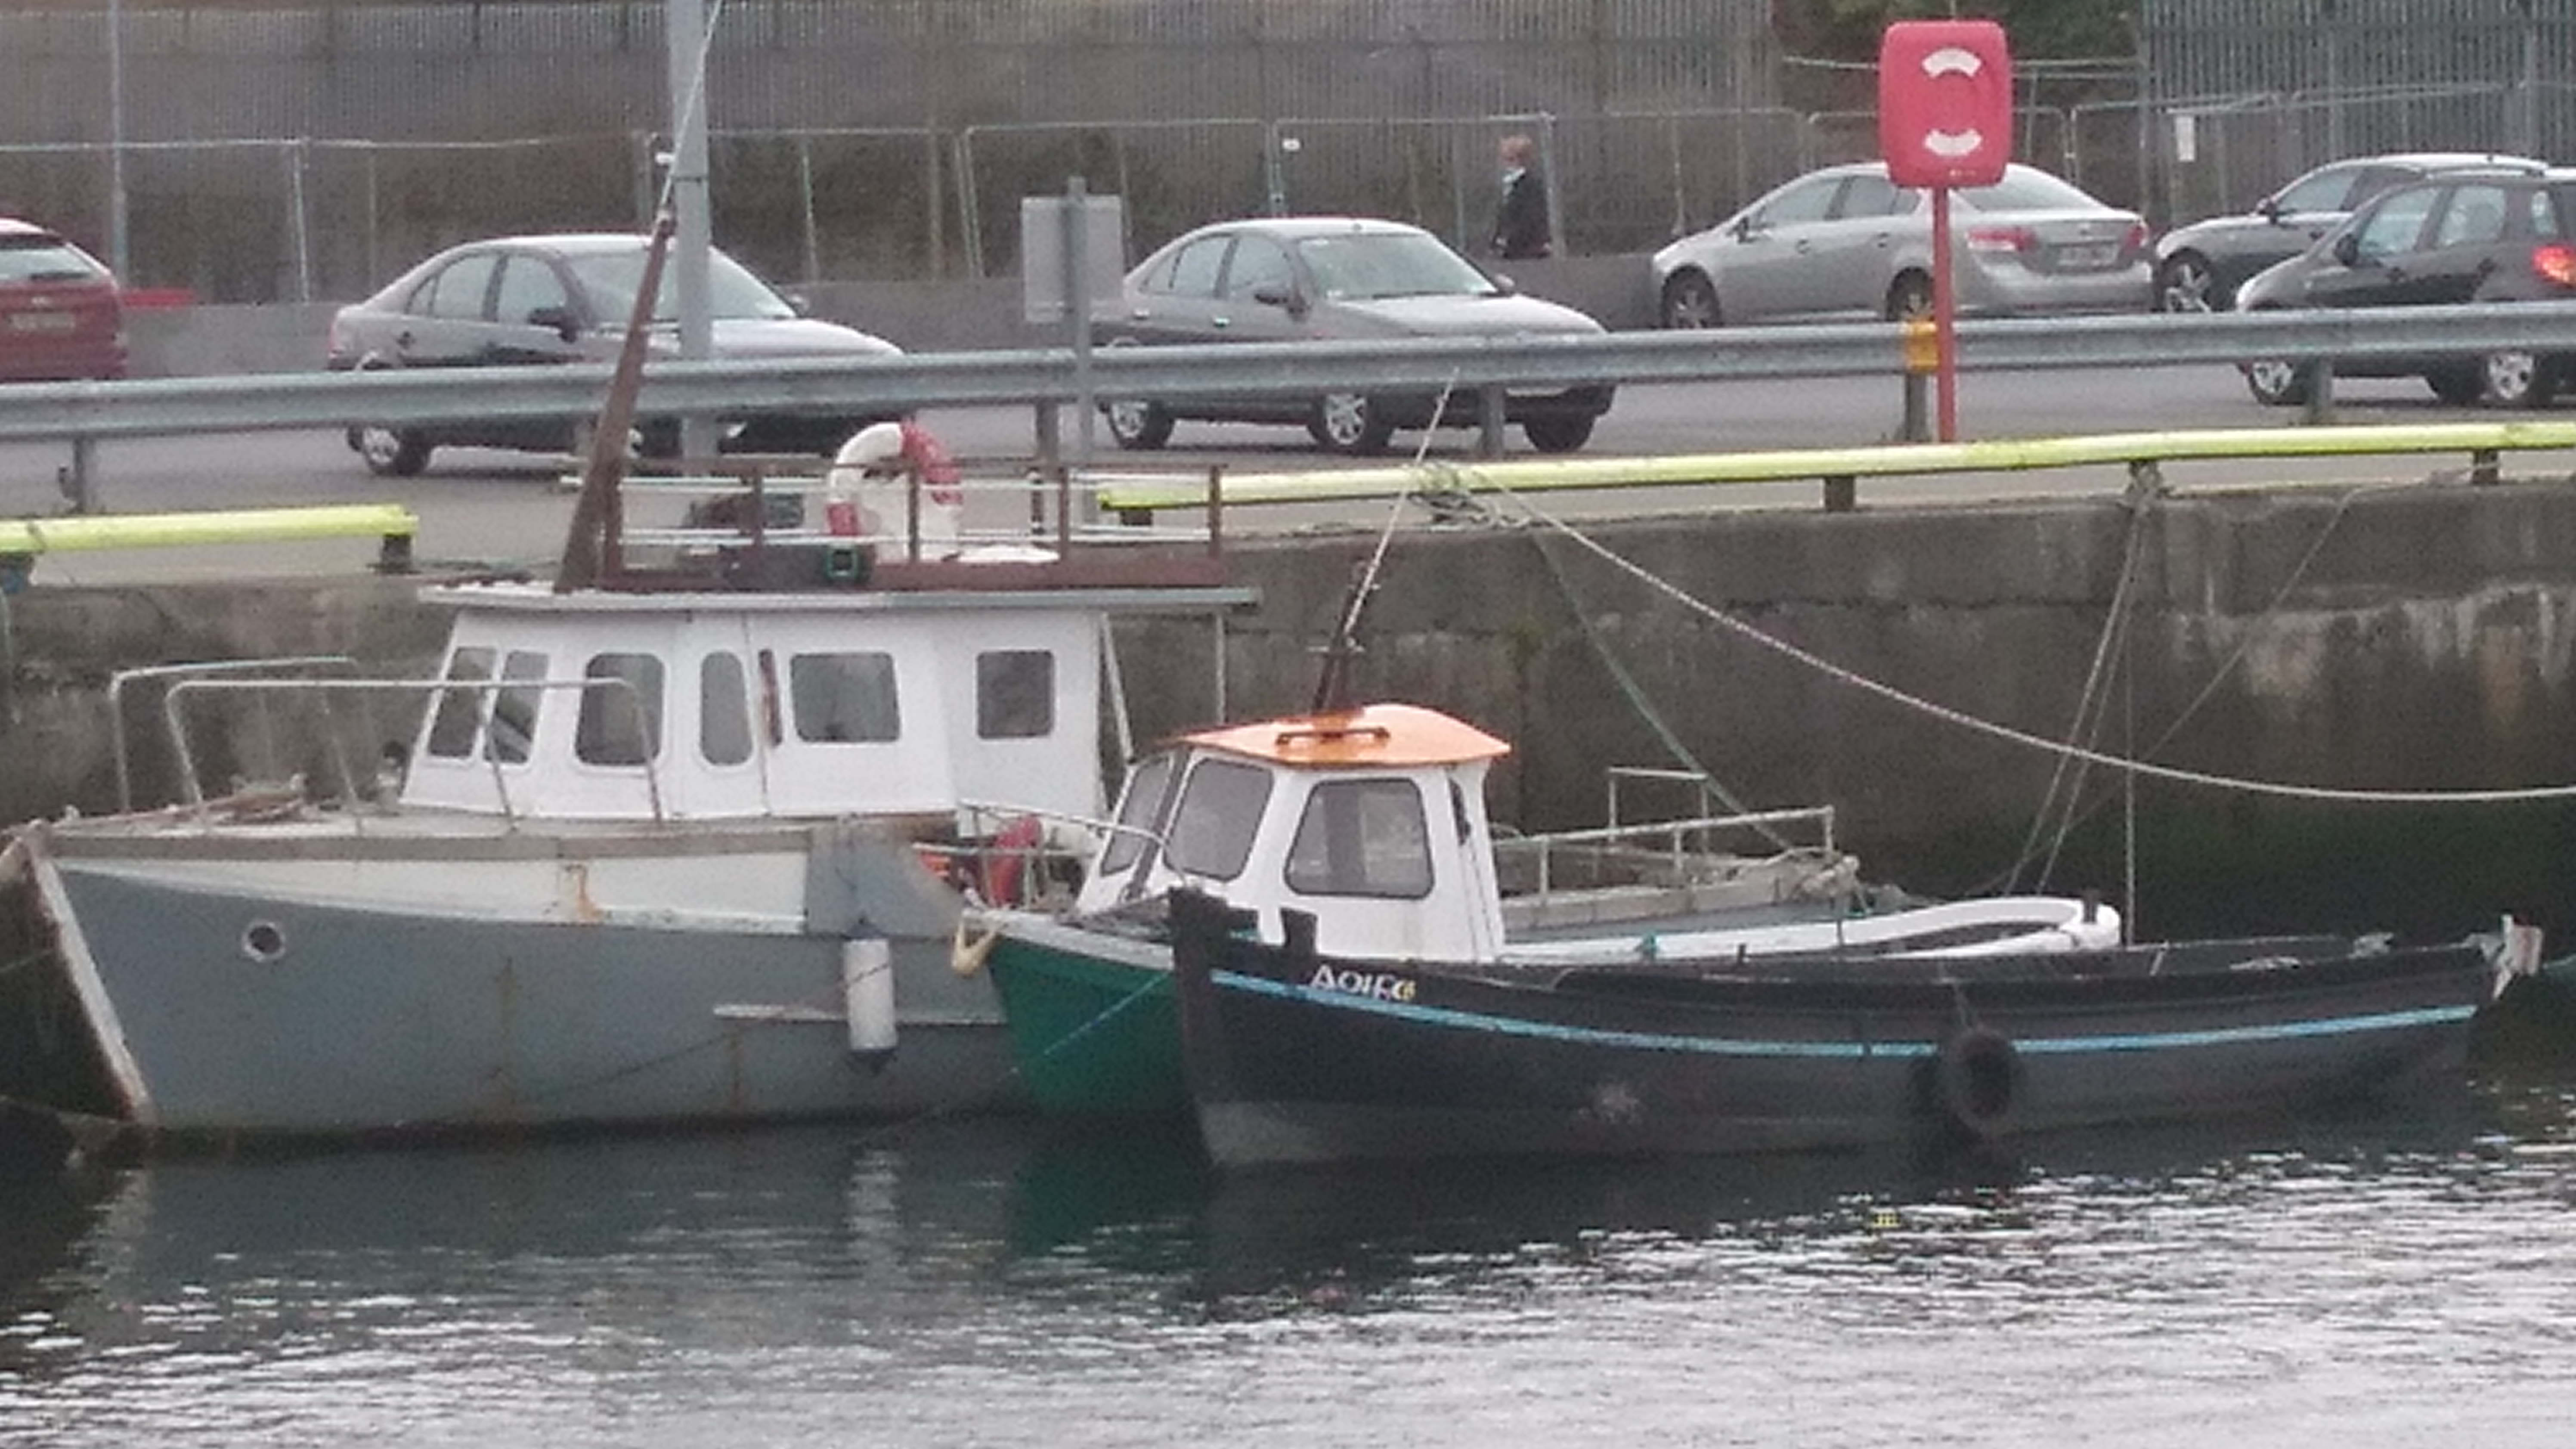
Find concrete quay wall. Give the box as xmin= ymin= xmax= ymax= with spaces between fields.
xmin=6 ymin=482 xmax=2574 ymax=942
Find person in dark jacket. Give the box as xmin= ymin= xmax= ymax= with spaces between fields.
xmin=1490 ymin=134 xmax=1552 ymax=260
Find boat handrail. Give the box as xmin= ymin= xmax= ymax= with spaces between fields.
xmin=952 ymin=798 xmax=1141 ymax=908
xmin=159 ymin=674 xmax=664 ymax=826
xmin=1495 ymin=803 xmax=1839 ymax=898
xmin=590 ymin=461 xmax=1229 ymax=567
xmin=106 ymin=655 xmax=358 ymax=813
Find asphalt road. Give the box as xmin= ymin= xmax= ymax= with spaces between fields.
xmin=5 ymin=362 xmax=2567 ymax=586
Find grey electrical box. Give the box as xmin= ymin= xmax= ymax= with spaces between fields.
xmin=1021 ymin=193 xmax=1127 ymax=325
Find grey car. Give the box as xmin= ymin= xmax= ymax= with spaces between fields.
xmin=1093 ymin=216 xmax=1613 ymax=455
xmin=325 ymin=232 xmax=902 ymax=476
xmin=1651 ymin=161 xmax=2151 ymax=328
xmin=2153 ymin=152 xmax=2548 ymax=313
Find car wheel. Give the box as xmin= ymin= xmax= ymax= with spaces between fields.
xmin=1308 ymin=393 xmax=1395 ymax=455
xmin=2480 ymin=350 xmax=2553 ymax=409
xmin=2425 ymin=367 xmax=2483 ymax=406
xmin=2243 ymin=358 xmax=2310 ymax=407
xmin=354 ymin=425 xmax=431 ymax=478
xmin=1884 ymin=272 xmax=1934 ymax=322
xmin=1521 ymin=415 xmax=1595 ymax=454
xmin=1105 ymin=399 xmax=1174 ymax=450
xmin=2155 ymin=252 xmax=2219 ymax=313
xmin=1660 ymin=272 xmax=1722 ymax=329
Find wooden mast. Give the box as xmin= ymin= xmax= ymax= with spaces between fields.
xmin=554 ymin=210 xmax=678 ymax=592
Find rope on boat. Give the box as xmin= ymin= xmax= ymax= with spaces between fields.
xmin=1486 ymin=479 xmax=2576 ymax=807
xmin=2010 ymin=482 xmax=2158 ymax=895
xmin=1526 ymin=530 xmax=1795 ymax=851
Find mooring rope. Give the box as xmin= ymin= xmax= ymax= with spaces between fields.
xmin=1486 ymin=482 xmax=2576 ymax=806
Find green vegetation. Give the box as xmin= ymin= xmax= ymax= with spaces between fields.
xmin=1777 ymin=0 xmax=2140 ymax=61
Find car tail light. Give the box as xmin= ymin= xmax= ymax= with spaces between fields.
xmin=2124 ymin=221 xmax=2150 ymax=254
xmin=2537 ymin=243 xmax=2576 ymax=289
xmin=1965 ymin=226 xmax=2035 ymax=253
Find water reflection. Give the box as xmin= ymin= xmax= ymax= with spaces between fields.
xmin=0 ymin=1074 xmax=2568 ymax=1448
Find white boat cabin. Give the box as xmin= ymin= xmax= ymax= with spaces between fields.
xmin=1076 ymin=703 xmax=1514 ymax=961
xmin=1069 ymin=701 xmax=2127 ymax=966
xmin=399 ymin=581 xmax=1132 ymax=827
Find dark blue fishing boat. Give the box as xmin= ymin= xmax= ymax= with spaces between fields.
xmin=1169 ymin=887 xmax=2513 ymax=1167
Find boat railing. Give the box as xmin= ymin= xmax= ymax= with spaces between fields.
xmin=598 ymin=459 xmax=1229 ymax=567
xmin=1493 ymin=803 xmax=1842 ymax=900
xmin=953 ymin=798 xmax=1134 ymax=908
xmin=106 ymin=655 xmax=357 ymax=812
xmin=157 ymin=674 xmax=662 ymax=824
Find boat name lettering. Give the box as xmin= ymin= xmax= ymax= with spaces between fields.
xmin=1307 ymin=964 xmax=1418 ymax=1003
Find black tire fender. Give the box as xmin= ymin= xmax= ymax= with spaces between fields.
xmin=1935 ymin=1026 xmax=2023 ymax=1135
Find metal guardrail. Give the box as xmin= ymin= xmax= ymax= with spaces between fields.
xmin=9 ymin=304 xmax=2576 ymax=519
xmin=6 ymin=304 xmax=2575 ymax=449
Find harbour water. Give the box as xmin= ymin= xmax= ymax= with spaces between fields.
xmin=6 ymin=1028 xmax=2574 ymax=1448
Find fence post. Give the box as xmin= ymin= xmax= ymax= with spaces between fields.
xmin=796 ymin=134 xmax=820 ymax=285
xmin=955 ymin=129 xmax=985 ymax=280
xmin=285 ymin=139 xmax=314 ymax=303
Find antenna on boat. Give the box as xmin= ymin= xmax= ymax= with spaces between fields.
xmin=552 ymin=207 xmax=675 ymax=592
xmin=1308 ymin=563 xmax=1377 ymax=715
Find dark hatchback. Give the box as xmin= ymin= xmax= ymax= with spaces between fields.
xmin=2235 ymin=168 xmax=2576 ymax=408
xmin=325 ymin=233 xmax=901 ymax=476
xmin=2154 ymin=152 xmax=2545 ymax=313
xmin=1094 ymin=216 xmax=1613 ymax=455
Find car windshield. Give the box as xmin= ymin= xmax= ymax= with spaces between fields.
xmin=1950 ymin=170 xmax=2102 ymax=214
xmin=1293 ymin=232 xmax=1496 ymax=301
xmin=0 ymin=235 xmax=111 ymax=285
xmin=564 ymin=247 xmax=798 ymax=323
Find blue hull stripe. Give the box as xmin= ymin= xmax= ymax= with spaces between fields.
xmin=1214 ymin=972 xmax=2477 ymax=1059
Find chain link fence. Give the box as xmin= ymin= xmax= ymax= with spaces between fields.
xmin=5 ymin=84 xmax=2568 ymax=305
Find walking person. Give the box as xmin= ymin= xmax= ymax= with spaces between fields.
xmin=1490 ymin=133 xmax=1552 ymax=260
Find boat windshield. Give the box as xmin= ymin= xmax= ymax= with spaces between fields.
xmin=1098 ymin=750 xmax=1181 ymax=876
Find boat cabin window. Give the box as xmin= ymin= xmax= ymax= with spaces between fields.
xmin=1164 ymin=757 xmax=1272 ymax=881
xmin=486 ymin=650 xmax=548 ymax=765
xmin=976 ymin=650 xmax=1054 ymax=740
xmin=424 ymin=646 xmax=495 ymax=759
xmin=789 ymin=651 xmax=900 ymax=744
xmin=1099 ymin=749 xmax=1181 ymax=875
xmin=576 ymin=652 xmax=663 ymax=766
xmin=700 ymin=653 xmax=753 ymax=766
xmin=1286 ymin=778 xmax=1434 ymax=899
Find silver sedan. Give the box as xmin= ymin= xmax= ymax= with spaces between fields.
xmin=1651 ymin=161 xmax=2152 ymax=328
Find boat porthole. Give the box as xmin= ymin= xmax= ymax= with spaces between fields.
xmin=240 ymin=920 xmax=289 ymax=964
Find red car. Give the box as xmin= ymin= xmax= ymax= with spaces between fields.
xmin=0 ymin=218 xmax=127 ymax=384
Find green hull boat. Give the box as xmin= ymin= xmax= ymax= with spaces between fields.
xmin=981 ymin=914 xmax=1186 ymax=1118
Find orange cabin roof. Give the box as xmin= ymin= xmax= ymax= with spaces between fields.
xmin=1179 ymin=702 xmax=1511 ymax=769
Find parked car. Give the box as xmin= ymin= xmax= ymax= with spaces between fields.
xmin=0 ymin=218 xmax=126 ymax=384
xmin=2154 ymin=152 xmax=2547 ymax=313
xmin=2234 ymin=167 xmax=2576 ymax=408
xmin=1093 ymin=216 xmax=1613 ymax=455
xmin=325 ymin=233 xmax=902 ymax=476
xmin=1651 ymin=161 xmax=2150 ymax=329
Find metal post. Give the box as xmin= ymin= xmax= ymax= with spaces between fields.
xmin=107 ymin=0 xmax=130 ymax=281
xmin=796 ymin=134 xmax=820 ymax=286
xmin=285 ymin=139 xmax=314 ymax=303
xmin=1932 ymin=186 xmax=1959 ymax=443
xmin=668 ymin=0 xmax=716 ymax=459
xmin=1065 ymin=176 xmax=1096 ymax=475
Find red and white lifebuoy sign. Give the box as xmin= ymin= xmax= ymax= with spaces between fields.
xmin=1877 ymin=20 xmax=2013 ymax=189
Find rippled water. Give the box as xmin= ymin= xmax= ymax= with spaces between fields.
xmin=6 ymin=1057 xmax=2575 ymax=1448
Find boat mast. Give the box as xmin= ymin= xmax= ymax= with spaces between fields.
xmin=554 ymin=210 xmax=676 ymax=592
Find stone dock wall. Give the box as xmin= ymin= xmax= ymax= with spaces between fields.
xmin=6 ymin=480 xmax=2575 ymax=943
